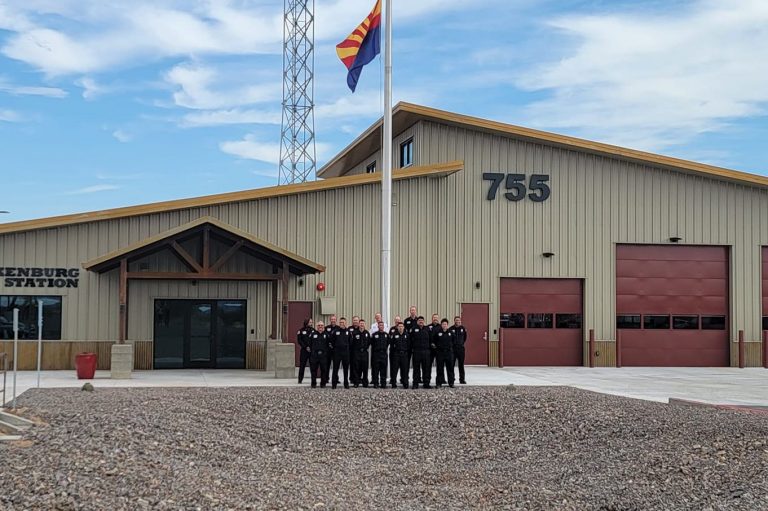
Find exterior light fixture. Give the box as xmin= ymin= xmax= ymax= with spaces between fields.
xmin=669 ymin=237 xmax=682 ymax=243
xmin=475 ymin=282 xmax=481 ymax=289
xmin=298 ymin=278 xmax=304 ymax=287
xmin=543 ymin=252 xmax=555 ymax=258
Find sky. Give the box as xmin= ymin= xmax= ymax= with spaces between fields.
xmin=0 ymin=0 xmax=767 ymax=221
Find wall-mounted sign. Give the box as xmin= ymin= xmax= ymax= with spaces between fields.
xmin=1 ymin=267 xmax=80 ymax=288
xmin=482 ymin=173 xmax=551 ymax=202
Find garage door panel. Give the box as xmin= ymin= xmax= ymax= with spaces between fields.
xmin=617 ymin=244 xmax=728 ymax=367
xmin=499 ymin=278 xmax=583 ymax=366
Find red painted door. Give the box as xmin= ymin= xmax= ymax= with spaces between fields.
xmin=461 ymin=303 xmax=489 ymax=365
xmin=287 ymin=301 xmax=313 ymax=367
xmin=762 ymin=247 xmax=768 ymax=329
xmin=499 ymin=278 xmax=583 ymax=366
xmin=616 ymin=245 xmax=729 ymax=367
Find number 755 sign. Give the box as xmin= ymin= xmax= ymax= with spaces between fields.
xmin=482 ymin=173 xmax=551 ymax=202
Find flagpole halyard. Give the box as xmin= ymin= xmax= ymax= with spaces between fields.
xmin=381 ymin=0 xmax=393 ymax=326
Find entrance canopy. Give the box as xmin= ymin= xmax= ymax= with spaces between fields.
xmin=83 ymin=216 xmax=324 ymax=343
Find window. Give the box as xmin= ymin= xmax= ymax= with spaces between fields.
xmin=500 ymin=313 xmax=525 ymax=328
xmin=0 ymin=296 xmax=62 ymax=340
xmin=366 ymin=161 xmax=376 ymax=174
xmin=703 ymin=316 xmax=727 ymax=331
xmin=617 ymin=314 xmax=641 ymax=329
xmin=556 ymin=314 xmax=582 ymax=329
xmin=527 ymin=313 xmax=553 ymax=329
xmin=673 ymin=315 xmax=699 ymax=330
xmin=399 ymin=138 xmax=414 ymax=167
xmin=644 ymin=315 xmax=670 ymax=330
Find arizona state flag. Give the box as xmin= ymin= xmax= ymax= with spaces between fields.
xmin=336 ymin=0 xmax=382 ymax=92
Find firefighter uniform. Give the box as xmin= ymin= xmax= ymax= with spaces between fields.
xmin=390 ymin=329 xmax=411 ymax=388
xmin=433 ymin=328 xmax=456 ymax=387
xmin=427 ymin=321 xmax=440 ymax=369
xmin=403 ymin=316 xmax=418 ymax=332
xmin=410 ymin=326 xmax=432 ymax=388
xmin=370 ymin=329 xmax=389 ymax=388
xmin=324 ymin=323 xmax=340 ymax=382
xmin=309 ymin=330 xmax=331 ymax=388
xmin=388 ymin=325 xmax=400 ymax=387
xmin=331 ymin=326 xmax=353 ymax=389
xmin=297 ymin=326 xmax=314 ymax=384
xmin=351 ymin=328 xmax=371 ymax=387
xmin=449 ymin=324 xmax=468 ymax=384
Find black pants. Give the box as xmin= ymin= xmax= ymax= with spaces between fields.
xmin=332 ymin=352 xmax=350 ymax=388
xmin=310 ymin=353 xmax=329 ymax=387
xmin=454 ymin=346 xmax=466 ymax=382
xmin=389 ymin=351 xmax=398 ymax=386
xmin=298 ymin=347 xmax=311 ymax=383
xmin=325 ymin=348 xmax=335 ymax=381
xmin=352 ymin=351 xmax=369 ymax=387
xmin=393 ymin=351 xmax=410 ymax=387
xmin=436 ymin=350 xmax=455 ymax=386
xmin=371 ymin=352 xmax=388 ymax=387
xmin=412 ymin=350 xmax=431 ymax=387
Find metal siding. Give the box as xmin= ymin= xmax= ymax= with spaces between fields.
xmin=2 ymin=119 xmax=768 ymax=362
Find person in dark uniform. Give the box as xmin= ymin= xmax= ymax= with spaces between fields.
xmin=388 ymin=315 xmax=402 ymax=387
xmin=390 ymin=322 xmax=411 ymax=388
xmin=331 ymin=317 xmax=352 ymax=389
xmin=351 ymin=319 xmax=371 ymax=387
xmin=309 ymin=321 xmax=331 ymax=388
xmin=427 ymin=313 xmax=440 ymax=369
xmin=370 ymin=321 xmax=389 ymax=388
xmin=410 ymin=317 xmax=432 ymax=389
xmin=434 ymin=319 xmax=455 ymax=388
xmin=449 ymin=316 xmax=468 ymax=384
xmin=403 ymin=306 xmax=418 ymax=332
xmin=297 ymin=318 xmax=314 ymax=384
xmin=324 ymin=315 xmax=340 ymax=383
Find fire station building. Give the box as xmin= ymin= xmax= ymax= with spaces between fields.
xmin=1 ymin=103 xmax=767 ymax=371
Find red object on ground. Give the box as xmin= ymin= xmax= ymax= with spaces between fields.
xmin=75 ymin=352 xmax=97 ymax=379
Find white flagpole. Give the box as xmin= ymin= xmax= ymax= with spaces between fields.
xmin=381 ymin=0 xmax=393 ymax=326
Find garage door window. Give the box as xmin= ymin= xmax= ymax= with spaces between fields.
xmin=556 ymin=314 xmax=582 ymax=329
xmin=673 ymin=315 xmax=699 ymax=330
xmin=617 ymin=314 xmax=641 ymax=329
xmin=527 ymin=313 xmax=553 ymax=328
xmin=500 ymin=313 xmax=525 ymax=328
xmin=702 ymin=316 xmax=727 ymax=330
xmin=643 ymin=315 xmax=670 ymax=329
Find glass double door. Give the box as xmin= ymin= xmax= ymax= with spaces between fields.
xmin=154 ymin=300 xmax=246 ymax=369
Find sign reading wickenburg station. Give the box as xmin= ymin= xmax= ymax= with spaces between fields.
xmin=0 ymin=267 xmax=80 ymax=288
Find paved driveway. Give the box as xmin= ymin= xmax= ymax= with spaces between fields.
xmin=3 ymin=366 xmax=767 ymax=407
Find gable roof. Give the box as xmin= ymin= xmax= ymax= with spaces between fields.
xmin=0 ymin=161 xmax=462 ymax=236
xmin=83 ymin=216 xmax=325 ymax=275
xmin=317 ymin=102 xmax=768 ymax=189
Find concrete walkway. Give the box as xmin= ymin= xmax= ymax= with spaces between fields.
xmin=3 ymin=366 xmax=767 ymax=407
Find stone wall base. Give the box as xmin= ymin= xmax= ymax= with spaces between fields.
xmin=111 ymin=344 xmax=134 ymax=379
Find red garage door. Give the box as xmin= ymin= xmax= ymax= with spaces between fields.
xmin=499 ymin=278 xmax=583 ymax=366
xmin=616 ymin=245 xmax=729 ymax=367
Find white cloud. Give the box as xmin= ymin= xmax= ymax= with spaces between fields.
xmin=112 ymin=130 xmax=132 ymax=143
xmin=516 ymin=0 xmax=768 ymax=152
xmin=220 ymin=136 xmax=282 ymax=164
xmin=0 ymin=109 xmax=22 ymax=122
xmin=77 ymin=77 xmax=105 ymax=99
xmin=0 ymin=79 xmax=67 ymax=98
xmin=65 ymin=184 xmax=120 ymax=195
xmin=165 ymin=62 xmax=281 ymax=110
xmin=181 ymin=108 xmax=282 ymax=128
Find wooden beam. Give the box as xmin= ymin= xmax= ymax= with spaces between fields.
xmin=271 ymin=279 xmax=278 ymax=340
xmin=119 ymin=258 xmax=128 ymax=344
xmin=281 ymin=261 xmax=289 ymax=343
xmin=170 ymin=241 xmax=203 ymax=273
xmin=202 ymin=226 xmax=210 ymax=270
xmin=211 ymin=240 xmax=244 ymax=273
xmin=126 ymin=272 xmax=278 ymax=281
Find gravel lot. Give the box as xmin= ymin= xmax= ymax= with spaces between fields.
xmin=1 ymin=386 xmax=766 ymax=511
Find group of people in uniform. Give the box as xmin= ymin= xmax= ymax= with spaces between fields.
xmin=296 ymin=306 xmax=468 ymax=389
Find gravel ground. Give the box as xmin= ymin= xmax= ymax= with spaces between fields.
xmin=0 ymin=386 xmax=766 ymax=511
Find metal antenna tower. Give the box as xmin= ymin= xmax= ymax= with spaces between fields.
xmin=279 ymin=0 xmax=316 ymax=185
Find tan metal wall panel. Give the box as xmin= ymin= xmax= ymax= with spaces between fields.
xmin=343 ymin=125 xmax=419 ymax=176
xmin=3 ymin=119 xmax=768 ymax=361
